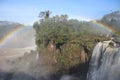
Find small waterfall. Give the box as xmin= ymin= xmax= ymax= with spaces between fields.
xmin=87 ymin=40 xmax=120 ymax=80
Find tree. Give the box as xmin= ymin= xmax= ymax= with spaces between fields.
xmin=39 ymin=10 xmax=51 ymax=20
xmin=33 ymin=21 xmax=40 ymax=32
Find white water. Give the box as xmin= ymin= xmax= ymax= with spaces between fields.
xmin=87 ymin=41 xmax=120 ymax=80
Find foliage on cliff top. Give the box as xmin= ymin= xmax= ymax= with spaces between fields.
xmin=33 ymin=12 xmax=109 ymax=76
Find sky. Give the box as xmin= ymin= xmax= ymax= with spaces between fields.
xmin=0 ymin=0 xmax=120 ymax=25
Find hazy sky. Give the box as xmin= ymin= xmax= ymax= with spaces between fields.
xmin=0 ymin=0 xmax=120 ymax=25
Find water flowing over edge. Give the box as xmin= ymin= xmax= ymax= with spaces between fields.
xmin=87 ymin=40 xmax=120 ymax=80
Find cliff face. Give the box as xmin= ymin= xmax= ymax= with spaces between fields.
xmin=0 ymin=21 xmax=23 ymax=40
xmin=101 ymin=11 xmax=120 ymax=31
xmin=0 ymin=21 xmax=35 ymax=48
xmin=38 ymin=36 xmax=109 ymax=80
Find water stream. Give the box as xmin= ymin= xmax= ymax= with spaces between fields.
xmin=87 ymin=41 xmax=120 ymax=80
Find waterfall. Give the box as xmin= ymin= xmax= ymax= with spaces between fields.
xmin=87 ymin=40 xmax=120 ymax=80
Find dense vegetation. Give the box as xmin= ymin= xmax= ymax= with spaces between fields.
xmin=33 ymin=11 xmax=109 ymax=79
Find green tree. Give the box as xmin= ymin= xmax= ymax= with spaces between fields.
xmin=39 ymin=10 xmax=51 ymax=20
xmin=33 ymin=21 xmax=40 ymax=32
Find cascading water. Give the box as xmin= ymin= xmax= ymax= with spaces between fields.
xmin=87 ymin=40 xmax=120 ymax=80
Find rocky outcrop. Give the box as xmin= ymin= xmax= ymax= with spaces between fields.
xmin=101 ymin=11 xmax=120 ymax=31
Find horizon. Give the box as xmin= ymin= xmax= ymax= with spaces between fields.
xmin=0 ymin=0 xmax=120 ymax=25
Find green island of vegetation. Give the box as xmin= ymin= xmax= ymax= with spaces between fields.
xmin=33 ymin=10 xmax=112 ymax=79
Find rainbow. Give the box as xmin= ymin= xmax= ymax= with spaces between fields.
xmin=91 ymin=20 xmax=116 ymax=34
xmin=0 ymin=26 xmax=25 ymax=48
xmin=0 ymin=21 xmax=117 ymax=48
